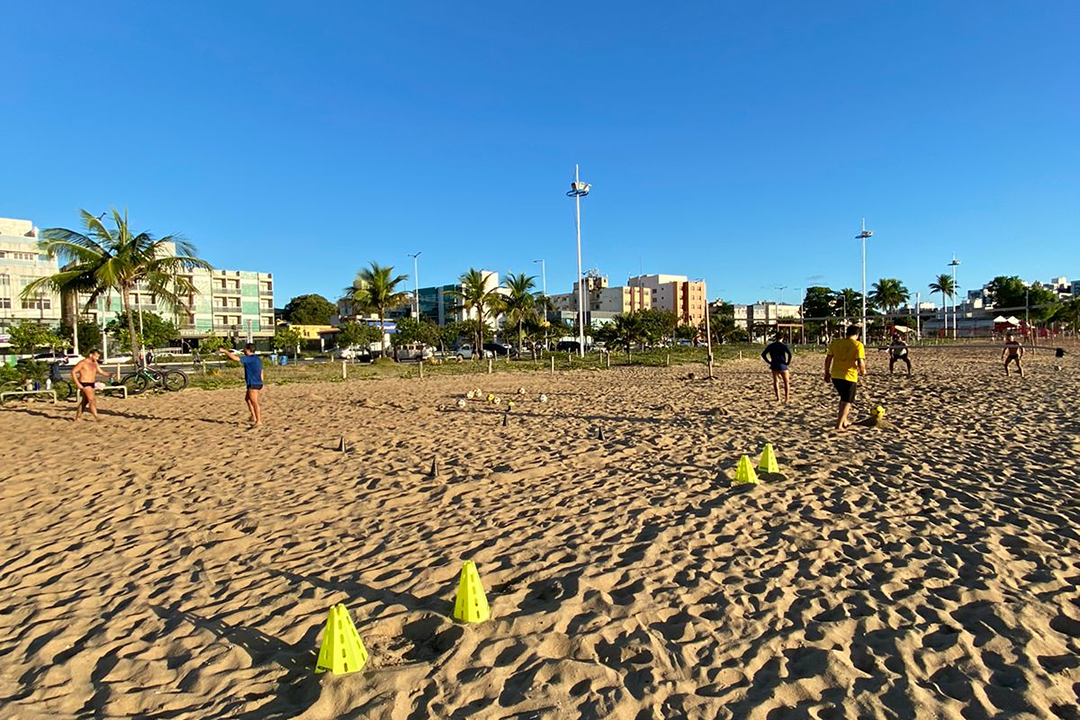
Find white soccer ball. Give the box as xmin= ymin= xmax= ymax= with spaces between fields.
xmin=517 ymin=387 xmax=526 ymax=395
xmin=456 ymin=398 xmax=467 ymax=409
xmin=538 ymin=394 xmax=548 ymax=403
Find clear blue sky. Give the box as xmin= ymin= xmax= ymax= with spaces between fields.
xmin=2 ymin=2 xmax=1077 ymax=307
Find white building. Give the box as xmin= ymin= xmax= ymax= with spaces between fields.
xmin=0 ymin=217 xmax=61 ymax=344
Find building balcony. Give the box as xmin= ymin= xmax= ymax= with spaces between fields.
xmin=259 ymin=289 xmax=273 ymax=296
xmin=214 ymin=286 xmax=242 ymax=296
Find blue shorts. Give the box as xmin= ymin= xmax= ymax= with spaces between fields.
xmin=247 ymin=384 xmax=263 ymax=391
xmin=770 ymin=363 xmax=788 ymax=372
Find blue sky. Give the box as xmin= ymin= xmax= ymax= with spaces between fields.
xmin=2 ymin=1 xmax=1077 ymax=306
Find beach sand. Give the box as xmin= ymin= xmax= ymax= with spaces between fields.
xmin=1 ymin=348 xmax=1079 ymax=719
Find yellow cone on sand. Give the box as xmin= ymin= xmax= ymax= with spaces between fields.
xmin=315 ymin=604 xmax=369 ymax=675
xmin=452 ymin=560 xmax=491 ymax=623
xmin=758 ymin=443 xmax=779 ymax=474
xmin=734 ymin=455 xmax=759 ymax=485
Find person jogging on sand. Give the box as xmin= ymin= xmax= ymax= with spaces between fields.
xmin=220 ymin=344 xmax=263 ymax=426
xmin=1003 ymin=332 xmax=1024 ymax=377
xmin=761 ymin=334 xmax=793 ymax=403
xmin=71 ymin=349 xmax=116 ymax=421
xmin=824 ymin=325 xmax=866 ymax=430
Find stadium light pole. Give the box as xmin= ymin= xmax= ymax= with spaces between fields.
xmin=856 ymin=219 xmax=874 ymax=346
xmin=407 ymin=252 xmax=421 ymax=318
xmin=567 ymin=165 xmax=591 ymax=357
xmin=948 ymin=255 xmax=961 ymax=339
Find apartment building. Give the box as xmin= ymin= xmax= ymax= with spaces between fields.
xmin=0 ymin=217 xmax=61 ymax=338
xmin=551 ymin=274 xmax=652 ymax=315
xmin=73 ymin=244 xmax=275 ymax=347
xmin=628 ymin=274 xmax=707 ymax=326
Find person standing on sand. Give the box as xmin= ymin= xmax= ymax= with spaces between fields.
xmin=760 ymin=334 xmax=793 ymax=403
xmin=220 ymin=344 xmax=263 ymax=426
xmin=71 ymin=349 xmax=116 ymax=421
xmin=824 ymin=325 xmax=866 ymax=430
xmin=1003 ymin=332 xmax=1024 ymax=377
xmin=888 ymin=332 xmax=912 ymax=376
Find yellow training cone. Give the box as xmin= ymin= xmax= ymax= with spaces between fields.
xmin=315 ymin=604 xmax=369 ymax=675
xmin=452 ymin=560 xmax=491 ymax=623
xmin=733 ymin=455 xmax=759 ymax=485
xmin=758 ymin=443 xmax=779 ymax=474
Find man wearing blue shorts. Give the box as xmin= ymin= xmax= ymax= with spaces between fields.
xmin=221 ymin=344 xmax=264 ymax=426
xmin=761 ymin=334 xmax=793 ymax=403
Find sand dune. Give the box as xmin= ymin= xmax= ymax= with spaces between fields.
xmin=1 ymin=348 xmax=1079 ymax=719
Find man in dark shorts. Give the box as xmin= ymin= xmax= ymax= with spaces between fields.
xmin=221 ymin=344 xmax=264 ymax=426
xmin=71 ymin=349 xmax=116 ymax=421
xmin=888 ymin=332 xmax=911 ymax=376
xmin=760 ymin=334 xmax=793 ymax=403
xmin=824 ymin=325 xmax=866 ymax=430
xmin=1002 ymin=332 xmax=1024 ymax=377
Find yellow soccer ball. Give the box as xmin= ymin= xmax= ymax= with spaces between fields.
xmin=872 ymin=405 xmax=885 ymax=420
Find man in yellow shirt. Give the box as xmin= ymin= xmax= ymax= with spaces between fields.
xmin=824 ymin=325 xmax=866 ymax=430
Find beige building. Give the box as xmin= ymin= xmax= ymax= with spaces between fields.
xmin=0 ymin=217 xmax=61 ymax=342
xmin=628 ymin=274 xmax=707 ymax=326
xmin=552 ymin=274 xmax=652 ymax=315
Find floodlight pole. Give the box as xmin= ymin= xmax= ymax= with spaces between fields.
xmin=408 ymin=252 xmax=422 ymax=318
xmin=567 ymin=165 xmax=590 ymax=358
xmin=948 ymin=255 xmax=961 ymax=339
xmin=915 ymin=291 xmax=921 ymax=339
xmin=856 ymin=219 xmax=874 ymax=346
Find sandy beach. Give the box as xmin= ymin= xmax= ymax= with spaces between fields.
xmin=1 ymin=347 xmax=1079 ymax=719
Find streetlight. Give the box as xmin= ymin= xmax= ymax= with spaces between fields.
xmin=774 ymin=285 xmax=788 ymax=305
xmin=407 ymin=252 xmax=422 ymax=318
xmin=532 ymin=259 xmax=547 ymax=298
xmin=566 ymin=165 xmax=591 ymax=357
xmin=698 ymin=279 xmax=714 ymax=380
xmin=855 ymin=219 xmax=874 ymax=346
xmin=948 ymin=255 xmax=961 ymax=339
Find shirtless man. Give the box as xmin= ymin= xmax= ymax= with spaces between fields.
xmin=1003 ymin=332 xmax=1024 ymax=377
xmin=71 ymin=349 xmax=116 ymax=421
xmin=888 ymin=333 xmax=912 ymax=376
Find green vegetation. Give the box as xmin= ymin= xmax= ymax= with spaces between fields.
xmin=450 ymin=268 xmax=503 ymax=355
xmin=343 ymin=263 xmax=410 ymax=357
xmin=7 ymin=321 xmax=64 ymax=354
xmin=106 ymin=310 xmax=178 ymax=351
xmin=336 ymin=321 xmax=382 ymax=350
xmin=272 ymin=326 xmax=303 ymax=356
xmin=282 ymin=294 xmax=336 ymax=325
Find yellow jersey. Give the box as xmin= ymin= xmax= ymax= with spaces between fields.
xmin=828 ymin=337 xmax=865 ymax=382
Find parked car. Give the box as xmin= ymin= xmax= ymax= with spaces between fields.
xmin=482 ymin=342 xmax=516 ymax=358
xmin=555 ymin=340 xmax=581 ymax=353
xmin=455 ymin=343 xmax=493 ymax=360
xmin=21 ymin=352 xmax=82 ymax=367
xmin=393 ymin=343 xmax=435 ymax=362
xmin=338 ymin=346 xmax=373 ymax=362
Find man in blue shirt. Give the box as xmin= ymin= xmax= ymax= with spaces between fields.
xmin=760 ymin=334 xmax=793 ymax=403
xmin=220 ymin=344 xmax=264 ymax=426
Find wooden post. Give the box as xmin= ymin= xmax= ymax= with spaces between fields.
xmin=342 ymin=360 xmax=347 ymax=380
xmin=487 ymin=358 xmax=492 ymax=375
xmin=550 ymin=355 xmax=555 ymax=374
xmin=605 ymin=352 xmax=611 ymax=369
xmin=666 ymin=353 xmax=670 ymax=366
xmin=418 ymin=359 xmax=424 ymax=379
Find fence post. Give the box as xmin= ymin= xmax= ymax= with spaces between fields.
xmin=418 ymin=359 xmax=424 ymax=379
xmin=550 ymin=355 xmax=555 ymax=374
xmin=342 ymin=360 xmax=347 ymax=380
xmin=487 ymin=358 xmax=492 ymax=375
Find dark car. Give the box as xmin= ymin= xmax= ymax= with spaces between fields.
xmin=482 ymin=342 xmax=516 ymax=357
xmin=555 ymin=340 xmax=581 ymax=352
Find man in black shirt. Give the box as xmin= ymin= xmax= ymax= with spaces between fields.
xmin=761 ymin=334 xmax=793 ymax=403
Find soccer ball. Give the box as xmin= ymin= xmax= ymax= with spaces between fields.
xmin=456 ymin=398 xmax=467 ymax=409
xmin=486 ymin=394 xmax=495 ymax=403
xmin=538 ymin=394 xmax=548 ymax=403
xmin=466 ymin=390 xmax=476 ymax=400
xmin=492 ymin=396 xmax=501 ymax=405
xmin=517 ymin=387 xmax=526 ymax=395
xmin=871 ymin=406 xmax=885 ymax=420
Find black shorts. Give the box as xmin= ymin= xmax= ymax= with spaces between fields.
xmin=247 ymin=384 xmax=263 ymax=391
xmin=832 ymin=378 xmax=857 ymax=403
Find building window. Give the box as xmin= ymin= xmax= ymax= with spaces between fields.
xmin=21 ymin=298 xmax=52 ymax=310
xmin=0 ymin=298 xmax=10 ymax=309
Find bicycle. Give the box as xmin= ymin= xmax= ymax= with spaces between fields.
xmin=120 ymin=365 xmax=189 ymax=395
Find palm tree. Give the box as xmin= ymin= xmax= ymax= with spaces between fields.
xmin=23 ymin=209 xmax=210 ymax=365
xmin=929 ymin=274 xmax=956 ymax=331
xmin=870 ymin=278 xmax=910 ymax=317
xmin=502 ymin=272 xmax=537 ymax=354
xmin=343 ymin=262 xmax=410 ymax=357
xmin=450 ymin=269 xmax=503 ymax=356
xmin=597 ymin=312 xmax=647 ymax=362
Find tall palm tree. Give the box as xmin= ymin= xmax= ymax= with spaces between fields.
xmin=23 ymin=209 xmax=210 ymax=365
xmin=502 ymin=272 xmax=537 ymax=354
xmin=870 ymin=278 xmax=910 ymax=317
xmin=450 ymin=269 xmax=503 ymax=356
xmin=343 ymin=262 xmax=410 ymax=357
xmin=929 ymin=274 xmax=956 ymax=330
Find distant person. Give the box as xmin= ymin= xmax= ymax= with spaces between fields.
xmin=221 ymin=344 xmax=264 ymax=426
xmin=760 ymin=334 xmax=793 ymax=403
xmin=71 ymin=349 xmax=116 ymax=422
xmin=1003 ymin=333 xmax=1024 ymax=377
xmin=824 ymin=325 xmax=866 ymax=430
xmin=888 ymin=333 xmax=911 ymax=376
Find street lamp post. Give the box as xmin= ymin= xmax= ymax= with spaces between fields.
xmin=915 ymin=291 xmax=921 ymax=339
xmin=856 ymin=219 xmax=874 ymax=346
xmin=566 ymin=165 xmax=591 ymax=358
xmin=948 ymin=256 xmax=961 ymax=339
xmin=533 ymin=258 xmax=547 ymax=298
xmin=408 ymin=252 xmax=422 ymax=318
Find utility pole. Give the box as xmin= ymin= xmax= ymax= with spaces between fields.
xmin=856 ymin=219 xmax=874 ymax=346
xmin=566 ymin=165 xmax=591 ymax=357
xmin=948 ymin=255 xmax=961 ymax=339
xmin=407 ymin=252 xmax=422 ymax=319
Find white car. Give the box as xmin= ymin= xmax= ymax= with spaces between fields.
xmin=454 ymin=344 xmax=493 ymax=360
